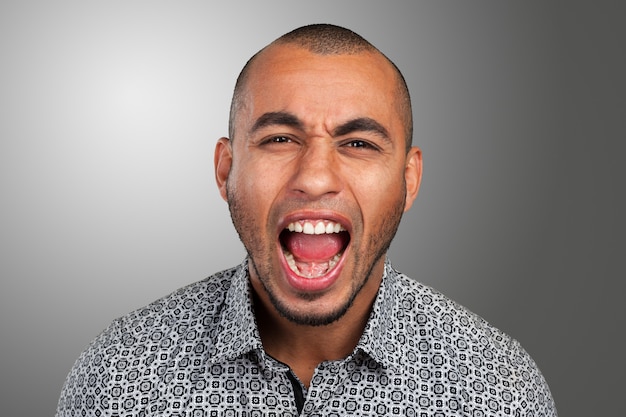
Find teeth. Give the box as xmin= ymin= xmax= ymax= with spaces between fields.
xmin=282 ymin=220 xmax=348 ymax=278
xmin=284 ymin=251 xmax=343 ymax=278
xmin=285 ymin=220 xmax=346 ymax=235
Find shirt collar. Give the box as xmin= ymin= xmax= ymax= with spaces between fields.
xmin=210 ymin=257 xmax=407 ymax=372
xmin=355 ymin=258 xmax=406 ymax=373
xmin=210 ymin=259 xmax=264 ymax=363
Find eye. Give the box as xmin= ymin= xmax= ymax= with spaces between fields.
xmin=342 ymin=139 xmax=380 ymax=151
xmin=346 ymin=140 xmax=368 ymax=148
xmin=256 ymin=135 xmax=300 ymax=151
xmin=262 ymin=135 xmax=294 ymax=145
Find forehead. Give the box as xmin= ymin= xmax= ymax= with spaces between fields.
xmin=238 ymin=45 xmax=402 ymax=134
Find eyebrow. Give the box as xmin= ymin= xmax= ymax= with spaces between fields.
xmin=332 ymin=117 xmax=390 ymax=141
xmin=249 ymin=111 xmax=390 ymax=142
xmin=249 ymin=112 xmax=304 ymax=135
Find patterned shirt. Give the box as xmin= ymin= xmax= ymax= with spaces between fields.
xmin=57 ymin=259 xmax=557 ymax=416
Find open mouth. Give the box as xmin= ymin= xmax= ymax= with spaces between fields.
xmin=279 ymin=220 xmax=350 ymax=279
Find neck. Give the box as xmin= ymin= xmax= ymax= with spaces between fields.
xmin=251 ymin=263 xmax=384 ymax=387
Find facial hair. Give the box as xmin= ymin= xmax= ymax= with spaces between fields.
xmin=226 ymin=180 xmax=406 ymax=326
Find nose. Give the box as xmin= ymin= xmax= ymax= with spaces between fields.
xmin=288 ymin=138 xmax=342 ymax=199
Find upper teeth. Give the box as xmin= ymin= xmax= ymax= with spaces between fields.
xmin=286 ymin=220 xmax=346 ymax=235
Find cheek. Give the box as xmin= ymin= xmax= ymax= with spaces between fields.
xmin=231 ymin=157 xmax=271 ymax=194
xmin=229 ymin=158 xmax=289 ymax=220
xmin=249 ymin=168 xmax=284 ymax=206
xmin=355 ymin=168 xmax=406 ymax=221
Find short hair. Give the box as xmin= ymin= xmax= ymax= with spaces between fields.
xmin=228 ymin=24 xmax=413 ymax=152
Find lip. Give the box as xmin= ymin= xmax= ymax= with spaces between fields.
xmin=276 ymin=210 xmax=352 ymax=293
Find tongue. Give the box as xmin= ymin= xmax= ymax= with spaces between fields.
xmin=282 ymin=232 xmax=348 ymax=262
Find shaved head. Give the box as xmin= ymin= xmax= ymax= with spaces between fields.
xmin=228 ymin=24 xmax=413 ymax=151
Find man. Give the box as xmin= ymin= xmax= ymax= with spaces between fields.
xmin=57 ymin=24 xmax=557 ymax=416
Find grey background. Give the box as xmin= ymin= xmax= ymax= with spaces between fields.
xmin=1 ymin=1 xmax=624 ymax=416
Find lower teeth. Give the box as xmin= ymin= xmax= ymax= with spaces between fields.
xmin=284 ymin=251 xmax=342 ymax=278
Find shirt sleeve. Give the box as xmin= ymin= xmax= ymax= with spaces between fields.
xmin=507 ymin=337 xmax=558 ymax=416
xmin=56 ymin=320 xmax=121 ymax=417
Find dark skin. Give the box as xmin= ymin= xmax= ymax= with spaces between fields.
xmin=252 ymin=287 xmax=373 ymax=385
xmin=214 ymin=44 xmax=422 ymax=387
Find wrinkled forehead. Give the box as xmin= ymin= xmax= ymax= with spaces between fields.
xmin=241 ymin=45 xmax=399 ymax=121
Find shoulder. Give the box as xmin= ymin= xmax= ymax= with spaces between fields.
xmin=88 ymin=264 xmax=238 ymax=353
xmin=56 ymin=265 xmax=240 ymax=416
xmin=116 ymin=265 xmax=238 ymax=337
xmin=388 ymin=268 xmax=557 ymax=415
xmin=390 ymin=269 xmax=516 ymax=351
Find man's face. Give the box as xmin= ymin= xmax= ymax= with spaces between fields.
xmin=215 ymin=44 xmax=421 ymax=326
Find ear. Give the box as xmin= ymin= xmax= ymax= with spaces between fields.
xmin=214 ymin=137 xmax=233 ymax=202
xmin=403 ymin=146 xmax=422 ymax=212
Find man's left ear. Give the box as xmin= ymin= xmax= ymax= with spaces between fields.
xmin=403 ymin=146 xmax=422 ymax=212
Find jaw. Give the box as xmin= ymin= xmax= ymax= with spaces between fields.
xmin=249 ymin=213 xmax=389 ymax=327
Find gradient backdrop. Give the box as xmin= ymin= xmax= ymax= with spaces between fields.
xmin=1 ymin=2 xmax=624 ymax=416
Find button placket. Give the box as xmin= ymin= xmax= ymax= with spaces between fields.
xmin=305 ymin=360 xmax=350 ymax=414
